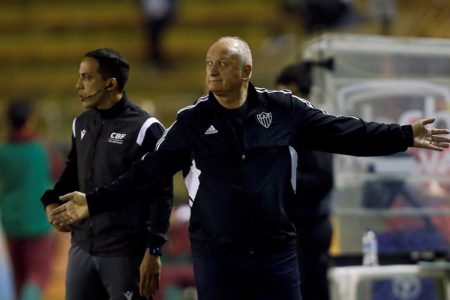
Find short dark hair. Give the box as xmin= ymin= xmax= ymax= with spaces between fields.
xmin=275 ymin=62 xmax=312 ymax=97
xmin=84 ymin=48 xmax=129 ymax=91
xmin=7 ymin=98 xmax=33 ymax=129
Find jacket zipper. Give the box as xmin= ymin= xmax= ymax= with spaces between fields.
xmin=88 ymin=119 xmax=105 ymax=253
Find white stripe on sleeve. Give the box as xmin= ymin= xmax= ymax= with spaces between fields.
xmin=289 ymin=146 xmax=298 ymax=193
xmin=184 ymin=160 xmax=201 ymax=207
xmin=72 ymin=118 xmax=77 ymax=138
xmin=136 ymin=117 xmax=162 ymax=146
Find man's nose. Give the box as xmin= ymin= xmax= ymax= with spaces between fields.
xmin=209 ymin=64 xmax=219 ymax=75
xmin=76 ymin=78 xmax=82 ymax=89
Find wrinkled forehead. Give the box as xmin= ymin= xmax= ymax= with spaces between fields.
xmin=206 ymin=40 xmax=240 ymax=60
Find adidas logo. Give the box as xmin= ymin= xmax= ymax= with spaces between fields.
xmin=205 ymin=125 xmax=218 ymax=135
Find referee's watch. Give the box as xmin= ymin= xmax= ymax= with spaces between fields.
xmin=147 ymin=247 xmax=162 ymax=256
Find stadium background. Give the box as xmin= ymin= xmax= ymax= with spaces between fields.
xmin=0 ymin=0 xmax=450 ymax=299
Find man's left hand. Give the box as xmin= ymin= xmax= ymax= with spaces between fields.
xmin=139 ymin=251 xmax=161 ymax=298
xmin=412 ymin=118 xmax=450 ymax=150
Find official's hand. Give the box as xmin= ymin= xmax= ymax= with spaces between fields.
xmin=139 ymin=251 xmax=161 ymax=298
xmin=411 ymin=118 xmax=450 ymax=150
xmin=49 ymin=191 xmax=89 ymax=227
xmin=45 ymin=204 xmax=71 ymax=232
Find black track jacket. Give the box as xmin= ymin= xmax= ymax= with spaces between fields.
xmin=41 ymin=95 xmax=173 ymax=256
xmin=85 ymin=83 xmax=413 ymax=252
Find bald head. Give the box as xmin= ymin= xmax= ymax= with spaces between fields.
xmin=210 ymin=36 xmax=253 ymax=69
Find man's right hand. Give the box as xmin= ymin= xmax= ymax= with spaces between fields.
xmin=46 ymin=203 xmax=71 ymax=232
xmin=49 ymin=191 xmax=90 ymax=227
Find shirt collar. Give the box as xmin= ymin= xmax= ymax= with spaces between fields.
xmin=208 ymin=82 xmax=268 ymax=117
xmin=96 ymin=93 xmax=129 ymax=119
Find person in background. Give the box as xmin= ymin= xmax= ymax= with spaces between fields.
xmin=0 ymin=99 xmax=54 ymax=300
xmin=276 ymin=62 xmax=333 ymax=300
xmin=137 ymin=0 xmax=178 ymax=68
xmin=49 ymin=36 xmax=450 ymax=300
xmin=0 ymin=229 xmax=14 ymax=300
xmin=41 ymin=48 xmax=173 ymax=300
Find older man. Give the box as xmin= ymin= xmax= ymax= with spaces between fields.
xmin=51 ymin=37 xmax=450 ymax=300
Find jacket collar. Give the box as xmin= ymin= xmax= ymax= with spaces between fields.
xmin=208 ymin=82 xmax=268 ymax=118
xmin=247 ymin=82 xmax=269 ymax=111
xmin=97 ymin=93 xmax=129 ymax=119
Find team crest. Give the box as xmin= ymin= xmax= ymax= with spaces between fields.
xmin=257 ymin=112 xmax=272 ymax=128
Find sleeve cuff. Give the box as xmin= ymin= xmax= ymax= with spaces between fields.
xmin=86 ymin=191 xmax=102 ymax=216
xmin=146 ymin=247 xmax=163 ymax=256
xmin=401 ymin=125 xmax=414 ymax=147
xmin=146 ymin=231 xmax=168 ymax=250
xmin=40 ymin=190 xmax=61 ymax=208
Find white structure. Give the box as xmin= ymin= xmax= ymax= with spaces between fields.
xmin=303 ymin=34 xmax=450 ymax=254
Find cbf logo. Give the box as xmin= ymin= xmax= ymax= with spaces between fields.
xmin=257 ymin=112 xmax=272 ymax=128
xmin=108 ymin=132 xmax=127 ymax=144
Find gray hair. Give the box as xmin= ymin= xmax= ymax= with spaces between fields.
xmin=217 ymin=36 xmax=252 ymax=67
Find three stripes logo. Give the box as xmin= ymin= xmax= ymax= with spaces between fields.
xmin=205 ymin=125 xmax=218 ymax=135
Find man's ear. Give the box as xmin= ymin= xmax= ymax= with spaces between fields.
xmin=242 ymin=65 xmax=252 ymax=80
xmin=106 ymin=78 xmax=117 ymax=91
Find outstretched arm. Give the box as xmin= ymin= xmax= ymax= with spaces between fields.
xmin=50 ymin=119 xmax=190 ymax=226
xmin=49 ymin=150 xmax=184 ymax=227
xmin=292 ymin=96 xmax=450 ymax=155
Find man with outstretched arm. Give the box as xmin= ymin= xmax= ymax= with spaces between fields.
xmin=50 ymin=37 xmax=450 ymax=300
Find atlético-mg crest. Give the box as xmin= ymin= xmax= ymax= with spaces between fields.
xmin=257 ymin=112 xmax=272 ymax=128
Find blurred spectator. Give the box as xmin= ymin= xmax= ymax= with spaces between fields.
xmin=136 ymin=0 xmax=178 ymax=68
xmin=275 ymin=62 xmax=334 ymax=300
xmin=0 ymin=230 xmax=14 ymax=300
xmin=0 ymin=99 xmax=55 ymax=300
xmin=282 ymin=0 xmax=357 ymax=33
xmin=369 ymin=0 xmax=396 ymax=35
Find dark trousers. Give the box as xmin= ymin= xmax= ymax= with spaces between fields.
xmin=192 ymin=243 xmax=301 ymax=300
xmin=296 ymin=217 xmax=332 ymax=300
xmin=66 ymin=243 xmax=147 ymax=300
